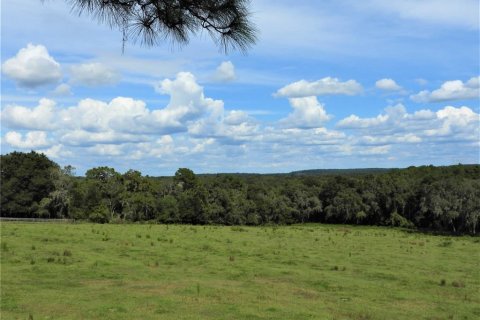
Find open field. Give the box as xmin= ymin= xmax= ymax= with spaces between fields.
xmin=1 ymin=223 xmax=479 ymax=319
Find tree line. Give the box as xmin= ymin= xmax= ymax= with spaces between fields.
xmin=1 ymin=151 xmax=479 ymax=235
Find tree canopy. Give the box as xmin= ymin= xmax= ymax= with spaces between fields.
xmin=2 ymin=151 xmax=479 ymax=235
xmin=63 ymin=0 xmax=257 ymax=52
xmin=0 ymin=151 xmax=58 ymax=217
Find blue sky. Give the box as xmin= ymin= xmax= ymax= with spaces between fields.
xmin=1 ymin=0 xmax=479 ymax=175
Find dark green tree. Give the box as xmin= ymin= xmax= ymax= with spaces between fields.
xmin=174 ymin=168 xmax=198 ymax=191
xmin=85 ymin=166 xmax=124 ymax=221
xmin=39 ymin=165 xmax=76 ymax=218
xmin=0 ymin=151 xmax=58 ymax=217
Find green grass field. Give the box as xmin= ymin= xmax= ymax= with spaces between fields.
xmin=1 ymin=222 xmax=479 ymax=319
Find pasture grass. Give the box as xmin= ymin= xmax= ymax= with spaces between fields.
xmin=1 ymin=222 xmax=479 ymax=319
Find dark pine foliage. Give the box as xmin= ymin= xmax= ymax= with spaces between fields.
xmin=62 ymin=0 xmax=257 ymax=53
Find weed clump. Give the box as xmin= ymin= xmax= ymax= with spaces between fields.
xmin=451 ymin=281 xmax=465 ymax=288
xmin=440 ymin=279 xmax=446 ymax=286
xmin=231 ymin=226 xmax=247 ymax=232
xmin=439 ymin=240 xmax=453 ymax=247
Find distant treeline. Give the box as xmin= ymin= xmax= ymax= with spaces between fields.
xmin=1 ymin=151 xmax=479 ymax=235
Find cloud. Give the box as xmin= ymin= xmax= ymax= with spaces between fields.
xmin=213 ymin=61 xmax=236 ymax=82
xmin=52 ymin=83 xmax=72 ymax=96
xmin=415 ymin=78 xmax=428 ymax=86
xmin=410 ymin=76 xmax=480 ymax=102
xmin=1 ymin=44 xmax=62 ymax=88
xmin=376 ymin=78 xmax=402 ymax=91
xmin=40 ymin=144 xmax=73 ymax=159
xmin=280 ymin=96 xmax=332 ymax=129
xmin=2 ymin=67 xmax=478 ymax=173
xmin=337 ymin=104 xmax=479 ymax=142
xmin=87 ymin=144 xmax=123 ymax=156
xmin=2 ymin=72 xmax=229 ymax=147
xmin=60 ymin=129 xmax=148 ymax=146
xmin=260 ymin=127 xmax=345 ymax=147
xmin=155 ymin=72 xmax=224 ymax=123
xmin=189 ymin=107 xmax=259 ymax=145
xmin=70 ymin=62 xmax=120 ymax=86
xmin=425 ymin=106 xmax=480 ymax=137
xmin=1 ymin=98 xmax=57 ymax=130
xmin=275 ymin=77 xmax=363 ymax=98
xmin=224 ymin=110 xmax=250 ymax=125
xmin=4 ymin=131 xmax=49 ymax=148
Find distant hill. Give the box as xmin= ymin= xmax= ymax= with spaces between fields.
xmin=288 ymin=168 xmax=394 ymax=176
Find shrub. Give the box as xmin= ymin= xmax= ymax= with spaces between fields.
xmin=439 ymin=240 xmax=453 ymax=247
xmin=388 ymin=212 xmax=414 ymax=228
xmin=88 ymin=205 xmax=110 ymax=223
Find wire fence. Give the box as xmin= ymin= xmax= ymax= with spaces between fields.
xmin=0 ymin=217 xmax=74 ymax=223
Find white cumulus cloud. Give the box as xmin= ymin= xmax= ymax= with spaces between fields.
xmin=1 ymin=44 xmax=62 ymax=88
xmin=155 ymin=72 xmax=224 ymax=123
xmin=337 ymin=104 xmax=479 ymax=143
xmin=376 ymin=78 xmax=402 ymax=91
xmin=280 ymin=96 xmax=332 ymax=129
xmin=275 ymin=77 xmax=363 ymax=98
xmin=4 ymin=131 xmax=49 ymax=148
xmin=52 ymin=83 xmax=73 ymax=96
xmin=411 ymin=76 xmax=480 ymax=102
xmin=213 ymin=61 xmax=236 ymax=82
xmin=70 ymin=62 xmax=120 ymax=86
xmin=1 ymin=98 xmax=57 ymax=130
